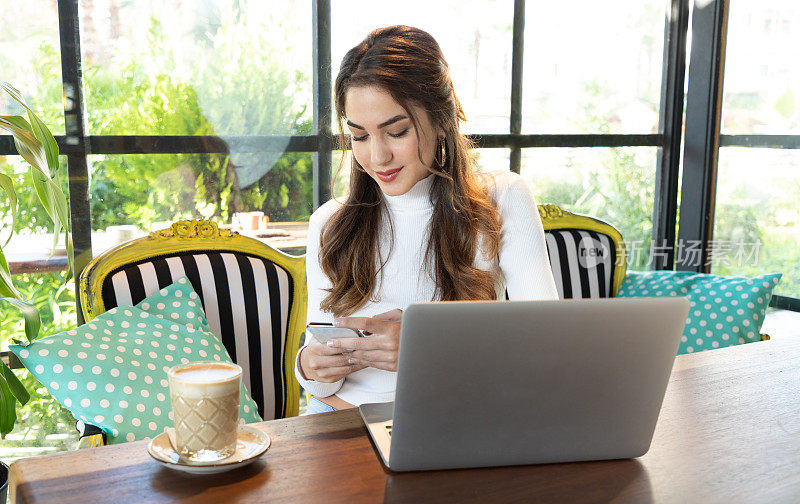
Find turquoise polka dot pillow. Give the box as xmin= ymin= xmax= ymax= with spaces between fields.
xmin=10 ymin=277 xmax=261 ymax=444
xmin=617 ymin=271 xmax=781 ymax=355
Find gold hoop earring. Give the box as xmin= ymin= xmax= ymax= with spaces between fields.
xmin=435 ymin=138 xmax=446 ymax=168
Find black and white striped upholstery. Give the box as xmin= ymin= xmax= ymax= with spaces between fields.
xmin=100 ymin=251 xmax=294 ymax=421
xmin=544 ymin=229 xmax=617 ymax=299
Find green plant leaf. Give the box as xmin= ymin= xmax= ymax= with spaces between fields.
xmin=0 ymin=172 xmax=17 ymax=247
xmin=0 ymin=81 xmax=70 ymax=437
xmin=0 ymin=362 xmax=29 ymax=406
xmin=28 ymin=111 xmax=59 ymax=175
xmin=47 ymin=176 xmax=71 ymax=234
xmin=30 ymin=168 xmax=56 ymax=223
xmin=0 ymin=81 xmax=27 ymax=108
xmin=0 ymin=369 xmax=17 ymax=438
xmin=0 ymin=246 xmax=21 ymax=299
xmin=0 ymin=113 xmax=59 ymax=227
xmin=52 ymin=213 xmax=62 ymax=251
xmin=1 ymin=81 xmax=60 ymax=175
xmin=46 ymin=177 xmax=74 ymax=276
xmin=65 ymin=230 xmax=75 ymax=279
xmin=14 ymin=136 xmax=49 ymax=178
xmin=0 ymin=115 xmax=46 ymax=166
xmin=0 ymin=115 xmax=34 ymax=141
xmin=0 ymin=116 xmax=48 ymax=172
xmin=1 ymin=96 xmax=73 ymax=277
xmin=0 ymin=296 xmax=42 ymax=343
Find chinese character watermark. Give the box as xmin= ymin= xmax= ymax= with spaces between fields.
xmin=608 ymin=238 xmax=763 ymax=270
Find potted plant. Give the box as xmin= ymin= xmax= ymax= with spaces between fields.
xmin=0 ymin=81 xmax=74 ymax=493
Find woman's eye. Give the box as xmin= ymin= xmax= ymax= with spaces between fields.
xmin=388 ymin=128 xmax=409 ymax=139
xmin=352 ymin=134 xmax=368 ymax=142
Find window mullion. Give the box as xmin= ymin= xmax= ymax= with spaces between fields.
xmin=312 ymin=0 xmax=332 ymax=209
xmin=57 ymin=0 xmax=93 ymax=323
xmin=509 ymin=0 xmax=525 ymax=174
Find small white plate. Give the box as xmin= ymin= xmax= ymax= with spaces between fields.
xmin=147 ymin=425 xmax=271 ymax=475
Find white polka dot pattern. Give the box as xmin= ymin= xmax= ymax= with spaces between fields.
xmin=617 ymin=271 xmax=781 ymax=355
xmin=10 ymin=277 xmax=261 ymax=444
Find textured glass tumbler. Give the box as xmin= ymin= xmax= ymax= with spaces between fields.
xmin=167 ymin=361 xmax=242 ymax=463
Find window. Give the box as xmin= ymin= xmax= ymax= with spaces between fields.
xmin=716 ymin=1 xmax=800 ymax=306
xmin=331 ymin=0 xmax=514 ymax=135
xmin=82 ymin=1 xmax=311 ymax=137
xmin=81 ymin=1 xmax=314 ymax=229
xmin=522 ymin=147 xmax=657 ymax=270
xmin=0 ymin=0 xmax=64 ymax=133
xmin=713 ymin=149 xmax=800 ymax=299
xmin=1 ymin=1 xmax=77 ymax=458
xmin=522 ymin=1 xmax=666 ymax=135
xmin=2 ymin=0 xmax=799 ymax=457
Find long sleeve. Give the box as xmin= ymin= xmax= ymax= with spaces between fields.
xmin=294 ymin=172 xmax=557 ymax=407
xmin=495 ymin=173 xmax=559 ymax=301
xmin=293 ymin=204 xmax=344 ymax=398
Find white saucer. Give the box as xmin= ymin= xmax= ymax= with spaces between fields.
xmin=147 ymin=425 xmax=271 ymax=474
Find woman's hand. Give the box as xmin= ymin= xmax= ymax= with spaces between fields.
xmin=298 ymin=338 xmax=366 ymax=383
xmin=328 ymin=309 xmax=402 ymax=372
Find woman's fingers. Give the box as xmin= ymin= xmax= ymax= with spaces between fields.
xmin=334 ymin=315 xmax=398 ymax=335
xmin=319 ymin=341 xmax=360 ymax=354
xmin=348 ymin=349 xmax=396 ymax=365
xmin=347 ymin=355 xmax=396 ymax=372
xmin=373 ymin=308 xmax=403 ymax=322
xmin=326 ymin=336 xmax=378 ymax=351
xmin=309 ymin=338 xmax=360 ymax=355
xmin=326 ymin=312 xmax=402 ymax=372
xmin=333 ymin=316 xmax=371 ymax=331
xmin=313 ymin=364 xmax=366 ymax=382
xmin=305 ymin=352 xmax=366 ymax=381
xmin=301 ymin=339 xmax=367 ymax=381
xmin=327 ymin=336 xmax=397 ymax=353
xmin=311 ymin=352 xmax=355 ymax=368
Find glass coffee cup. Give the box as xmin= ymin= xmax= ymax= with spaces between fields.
xmin=167 ymin=361 xmax=242 ymax=462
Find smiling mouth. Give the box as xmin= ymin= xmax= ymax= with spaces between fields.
xmin=374 ymin=167 xmax=403 ymax=183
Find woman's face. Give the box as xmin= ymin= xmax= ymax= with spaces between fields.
xmin=344 ymin=85 xmax=440 ymax=196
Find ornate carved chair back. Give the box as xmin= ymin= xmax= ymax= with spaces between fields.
xmin=537 ymin=204 xmax=627 ymax=298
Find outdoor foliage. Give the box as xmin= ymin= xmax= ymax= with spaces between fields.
xmin=0 ymin=11 xmax=312 ymax=443
xmin=0 ymin=80 xmax=75 ymax=438
xmin=534 ymin=147 xmax=655 ymax=272
xmin=3 ymin=19 xmax=314 ymax=234
xmin=714 ymin=197 xmax=800 ymax=296
xmin=0 ymin=273 xmax=77 ymax=454
xmin=83 ymin=18 xmax=313 ymax=230
xmin=531 ymin=80 xmax=657 ymax=271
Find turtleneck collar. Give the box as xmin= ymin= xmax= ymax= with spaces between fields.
xmin=382 ymin=173 xmax=435 ymax=213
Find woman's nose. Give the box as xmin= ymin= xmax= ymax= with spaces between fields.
xmin=370 ymin=138 xmax=392 ymax=166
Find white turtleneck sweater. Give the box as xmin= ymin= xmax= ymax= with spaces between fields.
xmin=295 ymin=170 xmax=558 ymax=406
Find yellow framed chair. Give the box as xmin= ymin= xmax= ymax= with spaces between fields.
xmin=77 ymin=220 xmax=306 ymax=446
xmin=538 ymin=204 xmax=627 ymax=298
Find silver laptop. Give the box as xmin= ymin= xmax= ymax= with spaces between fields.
xmin=359 ymin=297 xmax=690 ymax=472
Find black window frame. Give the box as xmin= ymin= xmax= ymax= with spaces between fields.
xmin=1 ymin=0 xmax=798 ymax=313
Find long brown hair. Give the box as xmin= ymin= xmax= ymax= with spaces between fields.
xmin=319 ymin=25 xmax=502 ymax=317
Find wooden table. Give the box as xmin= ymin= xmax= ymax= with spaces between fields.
xmin=10 ymin=338 xmax=800 ymax=503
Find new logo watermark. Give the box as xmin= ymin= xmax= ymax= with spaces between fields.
xmin=577 ymin=236 xmax=610 ymax=269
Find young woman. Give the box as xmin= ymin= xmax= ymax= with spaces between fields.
xmin=296 ymin=25 xmax=558 ymax=414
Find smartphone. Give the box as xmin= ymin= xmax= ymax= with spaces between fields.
xmin=306 ymin=322 xmax=365 ymax=344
